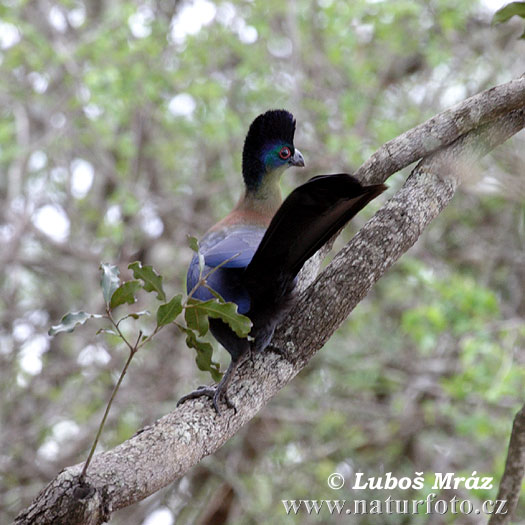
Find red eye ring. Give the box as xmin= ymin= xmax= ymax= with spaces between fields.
xmin=279 ymin=146 xmax=292 ymax=160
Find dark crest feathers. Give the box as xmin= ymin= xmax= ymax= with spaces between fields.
xmin=242 ymin=109 xmax=296 ymax=189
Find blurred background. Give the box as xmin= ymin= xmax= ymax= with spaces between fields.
xmin=1 ymin=0 xmax=524 ymax=523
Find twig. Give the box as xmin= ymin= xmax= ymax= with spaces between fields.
xmin=79 ymin=310 xmax=141 ymax=480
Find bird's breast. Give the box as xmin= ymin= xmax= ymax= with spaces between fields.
xmin=209 ymin=208 xmax=273 ymax=232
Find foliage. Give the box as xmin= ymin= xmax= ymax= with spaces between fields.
xmin=50 ymin=244 xmax=251 ymax=382
xmin=46 ymin=246 xmax=251 ymax=476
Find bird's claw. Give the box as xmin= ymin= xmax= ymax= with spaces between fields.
xmin=177 ymin=355 xmax=248 ymax=415
xmin=266 ymin=344 xmax=289 ymax=360
xmin=248 ymin=346 xmax=256 ymax=367
xmin=177 ymin=384 xmax=236 ymax=415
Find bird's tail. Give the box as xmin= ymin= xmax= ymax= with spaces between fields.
xmin=244 ymin=174 xmax=387 ymax=305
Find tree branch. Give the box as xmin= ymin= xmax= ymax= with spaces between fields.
xmin=355 ymin=75 xmax=525 ymax=184
xmin=15 ymin=77 xmax=525 ymax=525
xmin=488 ymin=404 xmax=525 ymax=525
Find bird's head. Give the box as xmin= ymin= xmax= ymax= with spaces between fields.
xmin=242 ymin=109 xmax=305 ymax=193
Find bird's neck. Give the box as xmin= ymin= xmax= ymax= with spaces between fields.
xmin=235 ymin=169 xmax=283 ymax=224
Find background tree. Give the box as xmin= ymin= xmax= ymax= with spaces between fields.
xmin=1 ymin=0 xmax=524 ymax=524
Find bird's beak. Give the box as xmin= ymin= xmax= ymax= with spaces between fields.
xmin=290 ymin=148 xmax=305 ymax=167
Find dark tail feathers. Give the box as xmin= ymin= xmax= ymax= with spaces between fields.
xmin=244 ymin=173 xmax=386 ymax=304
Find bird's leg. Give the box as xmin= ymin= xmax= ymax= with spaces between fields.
xmin=220 ymin=355 xmax=246 ymax=411
xmin=177 ymin=352 xmax=250 ymax=415
xmin=248 ymin=342 xmax=256 ymax=367
xmin=265 ymin=344 xmax=290 ymax=361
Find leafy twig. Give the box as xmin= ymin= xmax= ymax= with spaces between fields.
xmin=50 ymin=252 xmax=252 ymax=479
xmin=79 ymin=309 xmax=141 ymax=481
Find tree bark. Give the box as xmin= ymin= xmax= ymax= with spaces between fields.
xmin=488 ymin=404 xmax=525 ymax=525
xmin=15 ymin=76 xmax=525 ymax=525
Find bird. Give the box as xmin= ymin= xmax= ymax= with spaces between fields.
xmin=178 ymin=109 xmax=386 ymax=413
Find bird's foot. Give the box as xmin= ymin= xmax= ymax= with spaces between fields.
xmin=177 ymin=384 xmax=235 ymax=415
xmin=177 ymin=357 xmax=245 ymax=415
xmin=264 ymin=344 xmax=290 ymax=361
xmin=248 ymin=345 xmax=256 ymax=366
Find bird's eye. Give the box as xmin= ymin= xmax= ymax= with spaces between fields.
xmin=279 ymin=146 xmax=291 ymax=160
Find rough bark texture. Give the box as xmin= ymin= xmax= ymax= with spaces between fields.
xmin=355 ymin=76 xmax=525 ymax=184
xmin=15 ymin=77 xmax=525 ymax=525
xmin=488 ymin=404 xmax=525 ymax=525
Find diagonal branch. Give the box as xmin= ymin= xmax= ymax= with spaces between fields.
xmin=355 ymin=75 xmax=525 ymax=184
xmin=15 ymin=78 xmax=525 ymax=525
xmin=281 ymin=107 xmax=525 ymax=368
xmin=488 ymin=404 xmax=525 ymax=525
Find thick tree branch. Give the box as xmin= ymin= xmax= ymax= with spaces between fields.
xmin=282 ymin=107 xmax=525 ymax=368
xmin=488 ymin=404 xmax=525 ymax=525
xmin=355 ymin=75 xmax=525 ymax=184
xmin=15 ymin=77 xmax=525 ymax=525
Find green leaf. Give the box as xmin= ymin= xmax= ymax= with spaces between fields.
xmin=187 ymin=235 xmax=205 ymax=275
xmin=193 ymin=299 xmax=252 ymax=337
xmin=49 ymin=311 xmax=103 ymax=336
xmin=185 ymin=298 xmax=209 ymax=336
xmin=110 ymin=280 xmax=141 ymax=309
xmin=128 ymin=261 xmax=166 ymax=301
xmin=181 ymin=326 xmax=222 ymax=382
xmin=157 ymin=295 xmax=183 ymax=326
xmin=493 ymin=2 xmax=525 ymax=24
xmin=187 ymin=235 xmax=199 ymax=252
xmin=100 ymin=263 xmax=120 ymax=304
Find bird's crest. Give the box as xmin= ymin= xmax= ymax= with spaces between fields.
xmin=242 ymin=109 xmax=296 ymax=189
xmin=243 ymin=109 xmax=296 ymax=154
